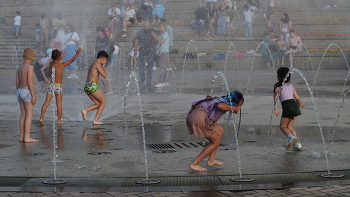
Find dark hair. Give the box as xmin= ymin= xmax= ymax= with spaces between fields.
xmin=274 ymin=67 xmax=291 ymax=93
xmin=244 ymin=4 xmax=249 ymax=9
xmin=54 ymin=10 xmax=63 ymax=19
xmin=41 ymin=12 xmax=47 ymax=18
xmin=65 ymin=24 xmax=74 ymax=32
xmin=221 ymin=90 xmax=244 ymax=106
xmin=289 ymin=29 xmax=295 ymax=34
xmin=97 ymin=51 xmax=109 ymax=59
xmin=96 ymin=26 xmax=105 ymax=33
xmin=281 ymin=13 xmax=290 ymax=24
xmin=16 ymin=11 xmax=20 ymax=15
xmin=51 ymin=49 xmax=61 ymax=60
xmin=267 ymin=12 xmax=274 ymax=20
xmin=36 ymin=23 xmax=40 ymax=27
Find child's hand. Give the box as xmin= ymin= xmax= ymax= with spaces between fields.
xmin=299 ymin=102 xmax=305 ymax=108
xmin=76 ymin=48 xmax=82 ymax=54
xmin=274 ymin=108 xmax=279 ymax=116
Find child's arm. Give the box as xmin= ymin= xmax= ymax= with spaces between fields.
xmin=96 ymin=63 xmax=107 ymax=79
xmin=293 ymin=88 xmax=305 ymax=108
xmin=217 ymin=102 xmax=240 ymax=113
xmin=273 ymin=87 xmax=280 ymax=116
xmin=16 ymin=70 xmax=19 ymax=90
xmin=40 ymin=62 xmax=50 ymax=82
xmin=58 ymin=48 xmax=82 ymax=68
xmin=27 ymin=66 xmax=36 ymax=105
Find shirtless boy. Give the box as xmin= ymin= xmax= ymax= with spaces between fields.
xmin=276 ymin=34 xmax=286 ymax=66
xmin=81 ymin=51 xmax=109 ymax=125
xmin=16 ymin=48 xmax=38 ymax=143
xmin=39 ymin=48 xmax=82 ymax=125
xmin=285 ymin=29 xmax=302 ymax=68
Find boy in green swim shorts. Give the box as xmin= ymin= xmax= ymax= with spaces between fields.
xmin=81 ymin=51 xmax=109 ymax=125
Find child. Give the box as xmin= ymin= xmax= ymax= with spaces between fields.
xmin=265 ymin=0 xmax=275 ymax=16
xmin=128 ymin=38 xmax=138 ymax=70
xmin=33 ymin=57 xmax=51 ymax=96
xmin=81 ymin=51 xmax=109 ymax=125
xmin=39 ymin=48 xmax=82 ymax=125
xmin=111 ymin=44 xmax=119 ymax=70
xmin=273 ymin=67 xmax=305 ymax=150
xmin=186 ymin=91 xmax=244 ymax=171
xmin=11 ymin=11 xmax=21 ymax=38
xmin=35 ymin=23 xmax=41 ymax=49
xmin=46 ymin=41 xmax=55 ymax=59
xmin=16 ymin=48 xmax=38 ymax=143
xmin=276 ymin=34 xmax=286 ymax=66
xmin=285 ymin=29 xmax=302 ymax=68
xmin=243 ymin=4 xmax=253 ymax=37
xmin=226 ymin=8 xmax=240 ymax=36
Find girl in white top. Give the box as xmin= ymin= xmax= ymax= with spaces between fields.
xmin=121 ymin=4 xmax=137 ymax=38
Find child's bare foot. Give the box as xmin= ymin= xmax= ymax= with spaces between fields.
xmin=19 ymin=139 xmax=24 ymax=142
xmin=189 ymin=164 xmax=207 ymax=172
xmin=207 ymin=160 xmax=225 ymax=167
xmin=24 ymin=138 xmax=39 ymax=143
xmin=93 ymin=120 xmax=104 ymax=125
xmin=39 ymin=120 xmax=44 ymax=125
xmin=57 ymin=120 xmax=65 ymax=124
xmin=81 ymin=109 xmax=88 ymax=121
xmin=105 ymin=91 xmax=114 ymax=95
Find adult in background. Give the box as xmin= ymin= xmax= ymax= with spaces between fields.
xmin=206 ymin=0 xmax=217 ymax=8
xmin=134 ymin=21 xmax=157 ymax=89
xmin=121 ymin=0 xmax=135 ymax=18
xmin=52 ymin=24 xmax=65 ymax=51
xmin=264 ymin=12 xmax=276 ymax=36
xmin=190 ymin=1 xmax=207 ymax=36
xmin=95 ymin=26 xmax=115 ymax=95
xmin=137 ymin=0 xmax=153 ymax=23
xmin=64 ymin=24 xmax=80 ymax=79
xmin=152 ymin=23 xmax=169 ymax=88
xmin=121 ymin=3 xmax=137 ymax=38
xmin=39 ymin=13 xmax=49 ymax=53
xmin=216 ymin=0 xmax=228 ymax=35
xmin=152 ymin=0 xmax=166 ymax=23
xmin=261 ymin=30 xmax=284 ymax=69
xmin=106 ymin=3 xmax=121 ymax=38
xmin=206 ymin=2 xmax=217 ymax=36
xmin=52 ymin=10 xmax=65 ymax=31
xmin=279 ymin=13 xmax=292 ymax=43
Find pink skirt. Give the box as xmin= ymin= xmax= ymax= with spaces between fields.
xmin=186 ymin=106 xmax=216 ymax=137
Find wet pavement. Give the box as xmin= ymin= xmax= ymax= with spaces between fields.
xmin=0 ymin=68 xmax=349 ymax=195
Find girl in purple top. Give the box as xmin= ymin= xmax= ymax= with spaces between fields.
xmin=273 ymin=67 xmax=305 ymax=151
xmin=186 ymin=90 xmax=244 ymax=172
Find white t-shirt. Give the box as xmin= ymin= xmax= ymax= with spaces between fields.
xmin=206 ymin=0 xmax=217 ymax=2
xmin=64 ymin=32 xmax=80 ymax=46
xmin=243 ymin=10 xmax=252 ymax=22
xmin=108 ymin=7 xmax=121 ymax=16
xmin=113 ymin=45 xmax=119 ymax=55
xmin=125 ymin=9 xmax=135 ymax=18
xmin=14 ymin=16 xmax=21 ymax=25
xmin=269 ymin=0 xmax=275 ymax=7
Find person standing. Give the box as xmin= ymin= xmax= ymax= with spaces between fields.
xmin=152 ymin=23 xmax=170 ymax=88
xmin=12 ymin=11 xmax=21 ymax=38
xmin=134 ymin=21 xmax=157 ymax=89
xmin=243 ymin=4 xmax=253 ymax=37
xmin=63 ymin=24 xmax=80 ymax=79
xmin=95 ymin=26 xmax=115 ymax=95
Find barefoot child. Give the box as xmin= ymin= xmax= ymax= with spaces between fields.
xmin=285 ymin=29 xmax=302 ymax=68
xmin=273 ymin=67 xmax=305 ymax=150
xmin=16 ymin=48 xmax=38 ymax=143
xmin=276 ymin=34 xmax=286 ymax=66
xmin=39 ymin=48 xmax=82 ymax=125
xmin=186 ymin=91 xmax=244 ymax=172
xmin=81 ymin=51 xmax=109 ymax=125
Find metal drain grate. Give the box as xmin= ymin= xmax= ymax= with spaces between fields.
xmin=146 ymin=142 xmax=225 ymax=149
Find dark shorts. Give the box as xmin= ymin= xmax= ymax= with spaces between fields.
xmin=128 ymin=18 xmax=135 ymax=24
xmin=290 ymin=46 xmax=297 ymax=50
xmin=281 ymin=99 xmax=301 ymax=119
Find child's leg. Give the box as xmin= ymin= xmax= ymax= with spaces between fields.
xmin=19 ymin=101 xmax=25 ymax=141
xmin=281 ymin=54 xmax=285 ymax=66
xmin=81 ymin=93 xmax=100 ymax=121
xmin=287 ymin=116 xmax=297 ymax=138
xmin=91 ymin=89 xmax=106 ymax=125
xmin=105 ymin=79 xmax=113 ymax=94
xmin=190 ymin=123 xmax=225 ymax=171
xmin=55 ymin=93 xmax=65 ymax=124
xmin=39 ymin=93 xmax=53 ymax=124
xmin=23 ymin=101 xmax=38 ymax=143
xmin=279 ymin=117 xmax=296 ymax=137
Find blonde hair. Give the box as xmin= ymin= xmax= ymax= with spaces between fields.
xmin=23 ymin=48 xmax=35 ymax=60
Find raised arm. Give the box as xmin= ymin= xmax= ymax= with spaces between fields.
xmin=59 ymin=48 xmax=82 ymax=68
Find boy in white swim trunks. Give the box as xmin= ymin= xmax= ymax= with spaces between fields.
xmin=81 ymin=51 xmax=109 ymax=125
xmin=16 ymin=48 xmax=38 ymax=143
xmin=39 ymin=48 xmax=82 ymax=125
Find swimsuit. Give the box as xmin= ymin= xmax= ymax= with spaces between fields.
xmin=48 ymin=83 xmax=63 ymax=94
xmin=290 ymin=46 xmax=297 ymax=50
xmin=17 ymin=89 xmax=32 ymax=102
xmin=84 ymin=81 xmax=98 ymax=95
